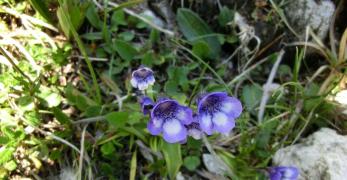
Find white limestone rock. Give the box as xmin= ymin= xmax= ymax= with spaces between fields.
xmin=334 ymin=90 xmax=347 ymax=106
xmin=284 ymin=0 xmax=335 ymax=40
xmin=333 ymin=89 xmax=347 ymax=116
xmin=202 ymin=154 xmax=229 ymax=175
xmin=273 ymin=128 xmax=347 ymax=180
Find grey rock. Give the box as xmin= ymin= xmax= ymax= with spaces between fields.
xmin=273 ymin=128 xmax=347 ymax=180
xmin=285 ymin=0 xmax=335 ymax=40
xmin=333 ymin=90 xmax=347 ymax=116
xmin=202 ymin=154 xmax=229 ymax=175
xmin=176 ymin=172 xmax=185 ymax=180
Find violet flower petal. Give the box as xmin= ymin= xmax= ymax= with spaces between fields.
xmin=130 ymin=66 xmax=155 ymax=90
xmin=197 ymin=92 xmax=242 ymax=135
xmin=147 ymin=118 xmax=162 ymax=135
xmin=162 ymin=119 xmax=187 ymax=143
xmin=269 ymin=166 xmax=299 ymax=180
xmin=148 ymin=99 xmax=193 ymax=143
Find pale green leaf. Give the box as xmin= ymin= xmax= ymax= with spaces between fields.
xmin=114 ymin=40 xmax=138 ymax=61
xmin=162 ymin=142 xmax=182 ymax=179
xmin=192 ymin=41 xmax=210 ymax=59
xmin=101 ymin=142 xmax=115 ymax=155
xmin=242 ymin=84 xmax=262 ymax=114
xmin=176 ymin=8 xmax=220 ymax=59
xmin=183 ymin=156 xmax=201 ymax=171
xmin=105 ymin=112 xmax=129 ymax=129
xmin=0 ymin=147 xmax=14 ymax=165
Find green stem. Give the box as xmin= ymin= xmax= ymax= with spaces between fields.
xmin=57 ymin=0 xmax=102 ymax=104
xmin=174 ymin=40 xmax=231 ymax=93
xmin=108 ymin=0 xmax=144 ymax=12
xmin=108 ymin=54 xmax=115 ymax=77
xmin=188 ymin=65 xmax=207 ymax=106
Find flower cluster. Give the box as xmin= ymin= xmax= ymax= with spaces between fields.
xmin=268 ymin=166 xmax=299 ymax=180
xmin=131 ymin=66 xmax=242 ymax=143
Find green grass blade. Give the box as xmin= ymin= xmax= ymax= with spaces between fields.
xmin=174 ymin=40 xmax=231 ymax=93
xmin=57 ymin=0 xmax=102 ymax=104
xmin=129 ymin=149 xmax=137 ymax=180
xmin=162 ymin=142 xmax=182 ymax=179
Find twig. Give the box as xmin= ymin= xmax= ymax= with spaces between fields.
xmin=36 ymin=126 xmax=93 ymax=178
xmin=0 ymin=55 xmax=12 ymax=67
xmin=258 ymin=50 xmax=285 ymax=123
xmin=0 ymin=47 xmax=19 ymax=66
xmin=92 ymin=0 xmax=103 ymax=9
xmin=219 ymin=111 xmax=290 ymax=146
xmin=268 ymin=0 xmax=299 ymax=38
xmin=329 ymin=0 xmax=345 ymax=59
xmin=72 ymin=116 xmax=106 ymax=124
xmin=78 ymin=124 xmax=88 ymax=180
xmin=1 ymin=29 xmax=57 ymax=50
xmin=319 ymin=71 xmax=336 ymax=95
xmin=0 ymin=6 xmax=58 ymax=32
xmin=175 ymin=41 xmax=231 ymax=93
xmin=0 ymin=36 xmax=40 ymax=73
xmin=113 ymin=94 xmax=129 ymax=111
xmin=35 ymin=128 xmax=80 ymax=153
xmin=255 ymin=34 xmax=284 ymax=58
xmin=0 ymin=47 xmax=33 ymax=83
xmin=202 ymin=135 xmax=236 ymax=178
xmin=338 ymin=28 xmax=347 ymax=65
xmin=228 ymin=55 xmax=273 ymax=87
xmin=286 ymin=42 xmax=330 ymax=63
xmin=73 ymin=94 xmax=129 ymax=124
xmin=73 ymin=55 xmax=108 ymax=62
xmin=291 ymin=106 xmax=314 ymax=144
xmin=218 ymin=46 xmax=242 ymax=68
xmin=8 ymin=96 xmax=92 ymax=175
xmin=290 ymin=65 xmax=335 ymax=144
xmin=286 ymin=65 xmax=329 ymax=139
xmin=135 ymin=140 xmax=163 ymax=159
xmin=308 ymin=65 xmax=330 ymax=83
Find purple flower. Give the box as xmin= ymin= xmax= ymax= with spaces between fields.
xmin=147 ymin=99 xmax=193 ymax=143
xmin=130 ymin=66 xmax=155 ymax=90
xmin=139 ymin=96 xmax=154 ymax=115
xmin=269 ymin=166 xmax=299 ymax=180
xmin=197 ymin=92 xmax=242 ymax=135
xmin=186 ymin=122 xmax=203 ymax=140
